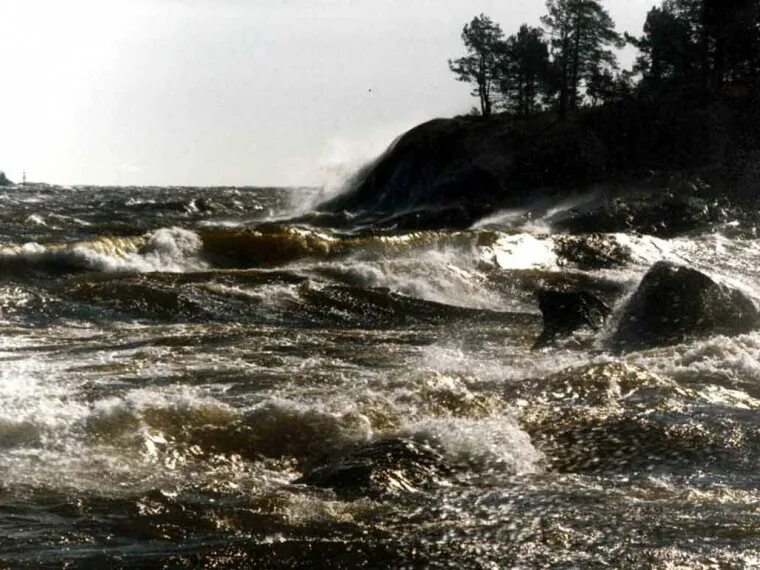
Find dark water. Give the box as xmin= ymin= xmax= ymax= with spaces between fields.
xmin=2 ymin=185 xmax=760 ymax=568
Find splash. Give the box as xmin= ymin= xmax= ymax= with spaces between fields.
xmin=0 ymin=227 xmax=206 ymax=275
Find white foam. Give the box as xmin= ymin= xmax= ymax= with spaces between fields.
xmin=629 ymin=331 xmax=760 ymax=392
xmin=401 ymin=416 xmax=543 ymax=475
xmin=203 ymin=281 xmax=303 ymax=308
xmin=25 ymin=214 xmax=46 ymax=226
xmin=322 ymin=252 xmax=503 ymax=311
xmin=668 ymin=233 xmax=760 ymax=300
xmin=0 ymin=227 xmax=207 ymax=274
xmin=483 ymin=234 xmax=558 ymax=270
xmin=471 ymin=208 xmax=532 ymax=230
xmin=134 ymin=227 xmax=206 ymax=272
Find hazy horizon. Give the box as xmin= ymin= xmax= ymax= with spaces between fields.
xmin=1 ymin=0 xmax=651 ymax=188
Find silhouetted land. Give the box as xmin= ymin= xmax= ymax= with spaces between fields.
xmin=319 ymin=88 xmax=760 ymax=232
xmin=317 ymin=1 xmax=760 ymax=234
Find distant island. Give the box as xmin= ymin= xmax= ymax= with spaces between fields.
xmin=316 ymin=0 xmax=760 ymax=235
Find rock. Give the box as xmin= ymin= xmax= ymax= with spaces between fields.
xmin=550 ymin=194 xmax=719 ymax=238
xmin=315 ymin=116 xmax=607 ymax=229
xmin=304 ymin=98 xmax=760 ymax=232
xmin=612 ymin=261 xmax=760 ymax=352
xmin=553 ymin=233 xmax=634 ymax=269
xmin=533 ymin=289 xmax=611 ymax=349
xmin=295 ymin=438 xmax=452 ymax=498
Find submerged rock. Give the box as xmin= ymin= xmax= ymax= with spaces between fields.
xmin=552 ymin=233 xmax=634 ymax=270
xmin=612 ymin=261 xmax=760 ymax=352
xmin=296 ymin=438 xmax=452 ymax=498
xmin=533 ymin=289 xmax=611 ymax=349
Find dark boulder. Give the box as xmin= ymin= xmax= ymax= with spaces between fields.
xmin=296 ymin=438 xmax=452 ymax=498
xmin=553 ymin=233 xmax=635 ymax=270
xmin=307 ymin=96 xmax=760 ymax=232
xmin=612 ymin=261 xmax=760 ymax=352
xmin=316 ymin=116 xmax=607 ymax=229
xmin=550 ymin=193 xmax=720 ymax=238
xmin=533 ymin=289 xmax=611 ymax=349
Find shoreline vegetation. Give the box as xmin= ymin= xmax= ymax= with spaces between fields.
xmin=317 ymin=0 xmax=760 ymax=233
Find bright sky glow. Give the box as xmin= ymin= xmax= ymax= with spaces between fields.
xmin=0 ymin=0 xmax=652 ymax=186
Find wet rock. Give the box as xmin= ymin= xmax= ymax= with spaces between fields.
xmin=553 ymin=233 xmax=634 ymax=270
xmin=314 ymin=116 xmax=607 ymax=230
xmin=192 ymin=197 xmax=215 ymax=213
xmin=296 ymin=438 xmax=452 ymax=498
xmin=533 ymin=289 xmax=611 ymax=349
xmin=612 ymin=261 xmax=760 ymax=352
xmin=489 ymin=269 xmax=626 ymax=312
xmin=550 ymin=194 xmax=719 ymax=238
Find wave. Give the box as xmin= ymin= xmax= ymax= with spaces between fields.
xmin=0 ymin=220 xmax=679 ymax=279
xmin=0 ymin=225 xmax=693 ymax=329
xmin=8 ymin=222 xmax=756 ymax=335
xmin=400 ymin=416 xmax=543 ymax=475
xmin=0 ymin=227 xmax=206 ymax=276
xmin=60 ymin=271 xmax=529 ymax=326
xmin=0 ymin=376 xmax=541 ymax=493
xmin=514 ymin=362 xmax=757 ymax=474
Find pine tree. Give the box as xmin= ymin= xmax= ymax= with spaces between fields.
xmin=631 ymin=0 xmax=760 ymax=92
xmin=587 ymin=69 xmax=634 ymax=106
xmin=498 ymin=25 xmax=551 ymax=117
xmin=629 ymin=5 xmax=696 ymax=88
xmin=449 ymin=15 xmax=505 ymax=117
xmin=541 ymin=0 xmax=623 ymax=116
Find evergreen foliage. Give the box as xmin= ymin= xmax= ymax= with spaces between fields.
xmin=498 ymin=25 xmax=551 ymax=117
xmin=448 ymin=15 xmax=505 ymax=117
xmin=450 ymin=0 xmax=760 ymax=117
xmin=541 ymin=0 xmax=623 ymax=116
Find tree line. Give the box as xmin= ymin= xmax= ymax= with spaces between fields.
xmin=450 ymin=0 xmax=760 ymax=119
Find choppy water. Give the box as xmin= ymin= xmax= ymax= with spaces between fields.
xmin=2 ymin=185 xmax=760 ymax=568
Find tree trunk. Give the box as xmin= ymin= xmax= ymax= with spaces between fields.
xmin=570 ymin=5 xmax=583 ymax=110
xmin=559 ymin=28 xmax=571 ymax=119
xmin=479 ymin=54 xmax=490 ymax=117
xmin=526 ymin=73 xmax=536 ymax=117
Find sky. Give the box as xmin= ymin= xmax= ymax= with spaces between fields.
xmin=0 ymin=0 xmax=653 ymax=187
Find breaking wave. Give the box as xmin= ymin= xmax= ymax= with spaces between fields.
xmin=0 ymin=227 xmax=206 ymax=276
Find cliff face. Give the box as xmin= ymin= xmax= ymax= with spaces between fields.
xmin=317 ymin=93 xmax=760 ymax=232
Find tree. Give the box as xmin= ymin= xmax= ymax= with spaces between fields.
xmin=699 ymin=0 xmax=760 ymax=88
xmin=498 ymin=25 xmax=551 ymax=117
xmin=628 ymin=5 xmax=696 ymax=88
xmin=630 ymin=0 xmax=760 ymax=93
xmin=586 ymin=67 xmax=616 ymax=105
xmin=587 ymin=68 xmax=634 ymax=106
xmin=541 ymin=0 xmax=623 ymax=116
xmin=449 ymin=14 xmax=504 ymax=117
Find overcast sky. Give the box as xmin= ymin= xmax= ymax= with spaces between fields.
xmin=0 ymin=0 xmax=653 ymax=187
